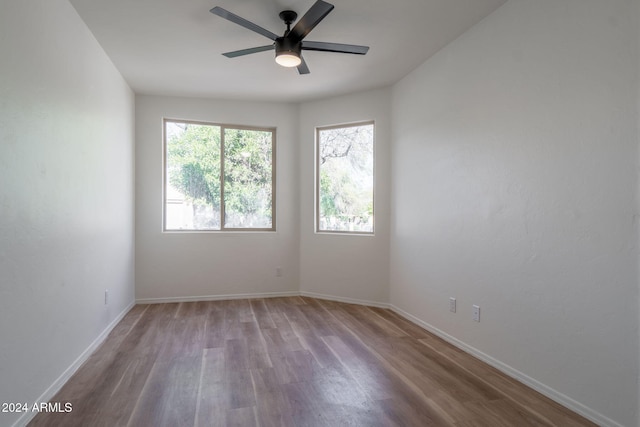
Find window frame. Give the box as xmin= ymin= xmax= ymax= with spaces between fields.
xmin=163 ymin=118 xmax=276 ymax=232
xmin=315 ymin=120 xmax=375 ymax=235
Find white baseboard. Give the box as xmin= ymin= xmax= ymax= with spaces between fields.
xmin=136 ymin=291 xmax=387 ymax=308
xmin=135 ymin=290 xmax=299 ymax=305
xmin=299 ymin=290 xmax=390 ymax=309
xmin=12 ymin=301 xmax=136 ymax=427
xmin=389 ymin=305 xmax=623 ymax=427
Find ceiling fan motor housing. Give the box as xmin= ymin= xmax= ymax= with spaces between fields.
xmin=275 ymin=37 xmax=302 ymax=58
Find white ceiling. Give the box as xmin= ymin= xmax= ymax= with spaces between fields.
xmin=69 ymin=0 xmax=506 ymax=103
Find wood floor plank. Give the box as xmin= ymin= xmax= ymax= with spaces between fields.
xmin=220 ymin=300 xmax=248 ymax=341
xmin=296 ymin=333 xmax=342 ymax=370
xmin=225 ymin=368 xmax=255 ymax=410
xmin=346 ymin=304 xmax=409 ymax=338
xmin=126 ymin=354 xmax=202 ymax=427
xmin=249 ymin=298 xmax=277 ymax=330
xmin=368 ymin=306 xmax=434 ymax=339
xmin=253 ymin=388 xmax=296 ymax=427
xmin=203 ymin=301 xmax=227 ymax=349
xmin=455 ymin=398 xmax=549 ymax=427
xmin=236 ymin=298 xmax=256 ymax=323
xmin=225 ymin=406 xmax=257 ymax=427
xmin=194 ymin=348 xmax=226 ymax=427
xmin=282 ymin=381 xmax=334 ymax=426
xmin=30 ymin=297 xmax=596 ymax=427
xmin=158 ymin=309 xmax=206 ymax=361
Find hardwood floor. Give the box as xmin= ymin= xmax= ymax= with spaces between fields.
xmin=29 ymin=297 xmax=595 ymax=427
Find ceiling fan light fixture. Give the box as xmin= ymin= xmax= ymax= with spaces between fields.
xmin=275 ymin=38 xmax=302 ymax=68
xmin=275 ymin=52 xmax=301 ymax=67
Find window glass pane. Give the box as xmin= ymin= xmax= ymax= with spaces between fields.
xmin=223 ymin=128 xmax=273 ymax=229
xmin=165 ymin=121 xmax=221 ymax=230
xmin=318 ymin=123 xmax=374 ymax=233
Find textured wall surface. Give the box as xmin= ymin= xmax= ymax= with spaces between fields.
xmin=0 ymin=1 xmax=135 ymax=425
xmin=390 ymin=1 xmax=638 ymax=425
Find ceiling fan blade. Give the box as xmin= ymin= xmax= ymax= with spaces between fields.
xmin=302 ymin=41 xmax=369 ymax=55
xmin=222 ymin=45 xmax=274 ymax=58
xmin=289 ymin=0 xmax=334 ymax=42
xmin=210 ymin=6 xmax=279 ymax=41
xmin=297 ymin=57 xmax=310 ymax=75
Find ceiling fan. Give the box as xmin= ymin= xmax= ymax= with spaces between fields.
xmin=210 ymin=0 xmax=369 ymax=74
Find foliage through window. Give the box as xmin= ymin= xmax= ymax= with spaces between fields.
xmin=164 ymin=119 xmax=275 ymax=231
xmin=316 ymin=122 xmax=374 ymax=234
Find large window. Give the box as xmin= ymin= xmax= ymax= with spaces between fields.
xmin=316 ymin=122 xmax=374 ymax=234
xmin=164 ymin=119 xmax=275 ymax=231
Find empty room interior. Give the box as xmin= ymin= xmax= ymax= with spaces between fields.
xmin=1 ymin=0 xmax=639 ymax=426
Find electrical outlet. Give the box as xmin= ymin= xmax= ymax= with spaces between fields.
xmin=449 ymin=297 xmax=456 ymax=313
xmin=276 ymin=267 xmax=282 ymax=277
xmin=473 ymin=305 xmax=480 ymax=322
xmin=105 ymin=289 xmax=109 ymax=305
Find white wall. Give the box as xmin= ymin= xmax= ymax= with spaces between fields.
xmin=390 ymin=1 xmax=638 ymax=426
xmin=0 ymin=1 xmax=135 ymax=426
xmin=299 ymin=88 xmax=391 ymax=305
xmin=638 ymin=0 xmax=640 ymax=419
xmin=135 ymin=95 xmax=299 ymax=301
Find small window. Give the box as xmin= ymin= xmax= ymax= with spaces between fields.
xmin=316 ymin=122 xmax=374 ymax=234
xmin=164 ymin=119 xmax=275 ymax=231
